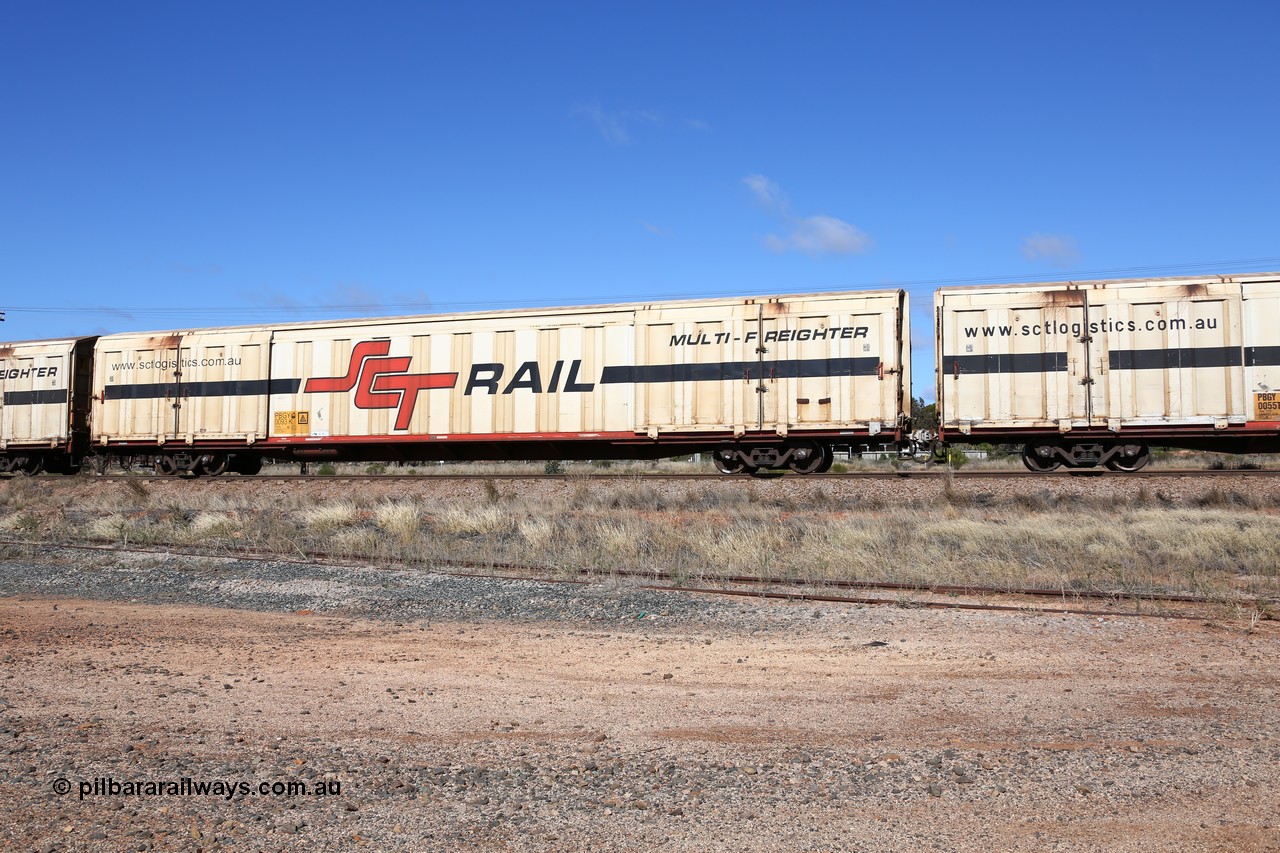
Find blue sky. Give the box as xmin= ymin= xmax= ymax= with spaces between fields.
xmin=3 ymin=1 xmax=1279 ymax=399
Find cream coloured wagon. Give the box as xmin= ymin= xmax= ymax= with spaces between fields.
xmin=86 ymin=290 xmax=912 ymax=475
xmin=936 ymin=272 xmax=1280 ymax=471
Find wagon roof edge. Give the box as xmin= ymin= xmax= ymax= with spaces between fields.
xmin=933 ymin=271 xmax=1280 ymax=299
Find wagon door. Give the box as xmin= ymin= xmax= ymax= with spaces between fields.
xmin=1027 ymin=289 xmax=1097 ymax=425
xmin=753 ymin=310 xmax=780 ymax=432
xmin=940 ymin=287 xmax=1096 ymax=429
xmin=1063 ymin=297 xmax=1095 ymax=424
xmin=1099 ymin=283 xmax=1243 ymax=424
xmin=134 ymin=334 xmax=187 ymax=443
xmin=170 ymin=339 xmax=192 ymax=441
xmin=632 ymin=302 xmax=766 ymax=436
xmin=96 ymin=333 xmax=185 ymax=445
xmin=152 ymin=335 xmax=187 ymax=443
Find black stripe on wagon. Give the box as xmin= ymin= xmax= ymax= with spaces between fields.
xmin=599 ymin=357 xmax=881 ymax=384
xmin=943 ymin=352 xmax=1068 ymax=375
xmin=103 ymin=378 xmax=302 ymax=401
xmin=1109 ymin=346 xmax=1241 ymax=371
xmin=1246 ymin=346 xmax=1280 ymax=367
xmin=2 ymin=388 xmax=70 ymax=406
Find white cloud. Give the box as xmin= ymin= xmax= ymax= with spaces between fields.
xmin=742 ymin=173 xmax=783 ymax=209
xmin=743 ymin=173 xmax=871 ymax=257
xmin=1021 ymin=232 xmax=1081 ymax=268
xmin=575 ymin=102 xmax=661 ymax=145
xmin=764 ymin=215 xmax=872 ymax=257
xmin=640 ymin=220 xmax=672 ymax=237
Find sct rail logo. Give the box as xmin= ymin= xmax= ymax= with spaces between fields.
xmin=304 ymin=341 xmax=458 ymax=430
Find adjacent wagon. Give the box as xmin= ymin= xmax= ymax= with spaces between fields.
xmin=0 ymin=337 xmax=95 ymax=474
xmin=935 ymin=273 xmax=1280 ymax=470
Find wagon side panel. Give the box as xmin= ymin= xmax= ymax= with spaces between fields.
xmin=267 ymin=309 xmax=640 ymax=449
xmin=939 ymin=274 xmax=1265 ymax=442
xmin=0 ymin=340 xmax=77 ymax=448
xmin=1093 ymin=281 xmax=1244 ymax=425
xmin=937 ymin=289 xmax=1076 ymax=431
xmin=631 ymin=291 xmax=907 ymax=437
xmin=94 ymin=329 xmax=273 ymax=447
xmin=1243 ymin=279 xmax=1280 ymax=423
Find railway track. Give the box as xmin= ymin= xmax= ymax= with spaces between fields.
xmin=2 ymin=539 xmax=1271 ymax=622
xmin=8 ymin=467 xmax=1277 ymax=482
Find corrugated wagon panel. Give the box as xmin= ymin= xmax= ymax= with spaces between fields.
xmin=936 ymin=275 xmax=1272 ymax=438
xmin=1244 ymin=280 xmax=1280 ymax=422
xmin=268 ymin=309 xmax=643 ymax=443
xmin=630 ymin=293 xmax=907 ymax=435
xmin=1090 ymin=283 xmax=1243 ymax=423
xmin=261 ymin=290 xmax=907 ymax=447
xmin=0 ymin=340 xmax=77 ymax=447
xmin=93 ymin=329 xmax=273 ymax=445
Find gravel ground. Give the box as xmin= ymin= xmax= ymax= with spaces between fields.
xmin=1 ymin=548 xmax=1278 ymax=852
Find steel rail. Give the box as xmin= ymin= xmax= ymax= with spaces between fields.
xmin=1 ymin=539 xmax=1271 ymax=619
xmin=8 ymin=467 xmax=1278 ymax=483
xmin=634 ymin=583 xmax=1213 ymax=620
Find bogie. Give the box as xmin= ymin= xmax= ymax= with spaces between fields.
xmin=1020 ymin=441 xmax=1152 ymax=473
xmin=711 ymin=443 xmax=835 ymax=475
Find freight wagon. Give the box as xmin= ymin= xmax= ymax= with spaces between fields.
xmin=936 ymin=272 xmax=1280 ymax=471
xmin=5 ymin=272 xmax=1279 ymax=477
xmin=82 ymin=290 xmax=911 ymax=475
xmin=0 ymin=338 xmax=95 ymax=474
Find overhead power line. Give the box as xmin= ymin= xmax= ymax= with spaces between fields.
xmin=4 ymin=255 xmax=1280 ymax=320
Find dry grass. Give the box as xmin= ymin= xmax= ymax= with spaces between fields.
xmin=87 ymin=514 xmax=131 ymax=541
xmin=374 ymin=501 xmax=422 ymax=544
xmin=516 ymin=517 xmax=555 ymax=550
xmin=299 ymin=501 xmax=360 ymax=532
xmin=5 ymin=475 xmax=1279 ymax=605
xmin=432 ymin=506 xmax=511 ymax=537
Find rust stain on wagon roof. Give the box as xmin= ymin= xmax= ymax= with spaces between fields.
xmin=146 ymin=334 xmax=183 ymax=349
xmin=0 ymin=346 xmax=14 ymax=359
xmin=1041 ymin=288 xmax=1085 ymax=306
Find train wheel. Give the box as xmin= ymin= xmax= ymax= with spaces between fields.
xmin=1021 ymin=442 xmax=1061 ymax=473
xmin=198 ymin=454 xmax=229 ymax=477
xmin=712 ymin=449 xmax=747 ymax=475
xmin=1105 ymin=445 xmax=1150 ymax=472
xmin=154 ymin=455 xmax=181 ymax=476
xmin=16 ymin=456 xmax=44 ymax=476
xmin=787 ymin=443 xmax=832 ymax=475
